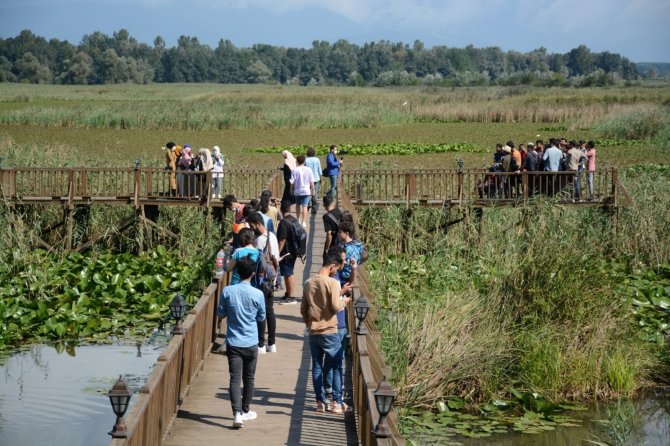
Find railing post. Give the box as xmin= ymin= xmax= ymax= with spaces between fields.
xmin=134 ymin=167 xmax=141 ymax=209
xmin=522 ymin=171 xmax=528 ymax=202
xmin=405 ymin=170 xmax=416 ymax=205
xmin=611 ymin=168 xmax=618 ymax=207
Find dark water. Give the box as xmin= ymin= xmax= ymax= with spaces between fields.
xmin=0 ymin=336 xmax=168 ymax=446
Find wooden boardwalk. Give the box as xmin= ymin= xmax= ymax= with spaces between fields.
xmin=164 ymin=207 xmax=358 ymax=446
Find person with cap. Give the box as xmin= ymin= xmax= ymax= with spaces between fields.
xmin=212 ymin=146 xmax=224 ymax=198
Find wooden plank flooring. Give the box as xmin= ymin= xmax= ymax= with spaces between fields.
xmin=164 ymin=206 xmax=358 ymax=446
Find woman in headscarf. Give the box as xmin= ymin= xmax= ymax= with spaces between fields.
xmin=281 ymin=150 xmax=297 ymax=205
xmin=212 ymin=145 xmax=224 ymax=198
xmin=196 ymin=148 xmax=213 ymax=197
xmin=177 ymin=145 xmax=193 ymax=196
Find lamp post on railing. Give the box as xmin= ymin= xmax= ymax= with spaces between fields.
xmin=0 ymin=155 xmax=3 ymax=169
xmin=169 ymin=293 xmax=188 ymax=335
xmin=354 ymin=295 xmax=370 ymax=335
xmin=134 ymin=159 xmax=141 ymax=170
xmin=373 ymin=375 xmax=397 ymax=439
xmin=108 ymin=375 xmax=133 ymax=438
xmin=456 ymin=158 xmax=464 ymax=173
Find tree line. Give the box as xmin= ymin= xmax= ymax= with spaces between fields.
xmin=0 ymin=29 xmax=640 ymax=87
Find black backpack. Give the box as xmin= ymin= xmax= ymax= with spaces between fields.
xmin=249 ymin=243 xmax=276 ymax=297
xmin=286 ymin=217 xmax=307 ymax=260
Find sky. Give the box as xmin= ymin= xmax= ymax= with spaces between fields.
xmin=0 ymin=0 xmax=668 ymax=62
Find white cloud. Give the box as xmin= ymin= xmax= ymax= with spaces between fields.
xmin=218 ymin=0 xmax=504 ymax=26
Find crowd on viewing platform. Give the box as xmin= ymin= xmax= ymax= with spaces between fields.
xmin=478 ymin=137 xmax=597 ymax=200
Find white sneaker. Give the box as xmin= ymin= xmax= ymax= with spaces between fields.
xmin=267 ymin=344 xmax=277 ymax=353
xmin=257 ymin=345 xmax=267 ymax=354
xmin=233 ymin=412 xmax=244 ymax=428
xmin=302 ymin=221 xmax=307 ymax=228
xmin=241 ymin=411 xmax=257 ymax=421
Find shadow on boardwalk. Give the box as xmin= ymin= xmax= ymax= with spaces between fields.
xmin=164 ymin=208 xmax=358 ymax=446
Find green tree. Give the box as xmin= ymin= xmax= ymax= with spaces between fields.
xmin=0 ymin=56 xmax=15 ymax=81
xmin=58 ymin=51 xmax=92 ymax=84
xmin=567 ymin=45 xmax=594 ymax=76
xmin=246 ymin=59 xmax=272 ymax=83
xmin=15 ymin=52 xmax=51 ymax=83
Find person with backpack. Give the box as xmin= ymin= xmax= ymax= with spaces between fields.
xmin=246 ymin=213 xmax=279 ymax=354
xmin=276 ymin=200 xmax=304 ymax=305
xmin=224 ymin=228 xmax=260 ymax=286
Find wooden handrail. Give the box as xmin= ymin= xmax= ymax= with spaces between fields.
xmin=108 ymin=272 xmax=227 ymax=446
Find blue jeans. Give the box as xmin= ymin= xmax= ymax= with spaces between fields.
xmin=311 ymin=181 xmax=320 ymax=212
xmin=324 ymin=327 xmax=347 ymax=401
xmin=309 ymin=333 xmax=342 ymax=404
xmin=327 ymin=174 xmax=338 ymax=197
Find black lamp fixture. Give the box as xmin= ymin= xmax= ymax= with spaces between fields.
xmin=169 ymin=293 xmax=187 ymax=334
xmin=108 ymin=375 xmax=133 ymax=438
xmin=457 ymin=158 xmax=464 ymax=172
xmin=354 ymin=295 xmax=371 ymax=334
xmin=0 ymin=155 xmax=3 ymax=169
xmin=372 ymin=375 xmax=397 ymax=438
xmin=134 ymin=159 xmax=141 ymax=170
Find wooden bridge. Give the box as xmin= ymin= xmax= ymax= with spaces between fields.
xmin=0 ymin=166 xmax=630 ymax=445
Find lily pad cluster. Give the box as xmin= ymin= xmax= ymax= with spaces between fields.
xmin=246 ymin=142 xmax=486 ymax=156
xmin=0 ymin=245 xmax=206 ymax=350
xmin=622 ymin=265 xmax=670 ymax=347
xmin=402 ymin=393 xmax=585 ymax=444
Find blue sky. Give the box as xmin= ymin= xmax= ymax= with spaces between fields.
xmin=1 ymin=0 xmax=668 ymax=62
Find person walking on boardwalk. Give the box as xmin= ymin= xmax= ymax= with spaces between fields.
xmin=301 ymin=254 xmax=352 ymax=414
xmin=324 ymin=144 xmax=342 ymax=198
xmin=281 ymin=150 xmax=297 ymax=205
xmin=277 ymin=200 xmax=299 ymax=305
xmin=305 ymin=146 xmax=323 ymax=214
xmin=290 ymin=154 xmax=315 ymax=228
xmin=246 ymin=213 xmax=279 ymax=353
xmin=217 ymin=255 xmax=266 ymax=429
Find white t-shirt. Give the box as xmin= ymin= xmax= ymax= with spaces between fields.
xmin=290 ymin=165 xmax=314 ymax=196
xmin=254 ymin=232 xmax=279 ymax=266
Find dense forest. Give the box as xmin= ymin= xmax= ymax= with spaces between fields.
xmin=0 ymin=29 xmax=641 ymax=87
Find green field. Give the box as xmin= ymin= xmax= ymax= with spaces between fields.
xmin=1 ymin=83 xmax=669 ymax=170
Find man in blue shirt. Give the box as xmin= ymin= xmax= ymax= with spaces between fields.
xmin=542 ymin=138 xmax=564 ymax=196
xmin=218 ymin=256 xmax=266 ymax=429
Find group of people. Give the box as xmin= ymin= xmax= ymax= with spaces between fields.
xmin=216 ymin=188 xmax=366 ymax=428
xmin=479 ymin=138 xmax=597 ymax=199
xmin=163 ymin=141 xmax=225 ymax=197
xmin=281 ymin=144 xmax=343 ymax=222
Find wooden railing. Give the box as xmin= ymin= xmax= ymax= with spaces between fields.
xmin=0 ymin=168 xmax=277 ymax=204
xmin=342 ymin=168 xmax=619 ymax=207
xmin=1 ymin=167 xmax=621 ymax=209
xmin=108 ymin=273 xmax=227 ymax=446
xmin=341 ymin=189 xmax=405 ymax=446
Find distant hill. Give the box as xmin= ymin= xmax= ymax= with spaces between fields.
xmin=636 ymin=63 xmax=670 ymax=77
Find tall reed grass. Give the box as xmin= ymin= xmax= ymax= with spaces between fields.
xmin=361 ymin=169 xmax=669 ymax=407
xmin=1 ymin=83 xmax=668 ymax=130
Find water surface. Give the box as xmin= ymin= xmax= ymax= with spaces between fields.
xmin=0 ymin=337 xmax=168 ymax=446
